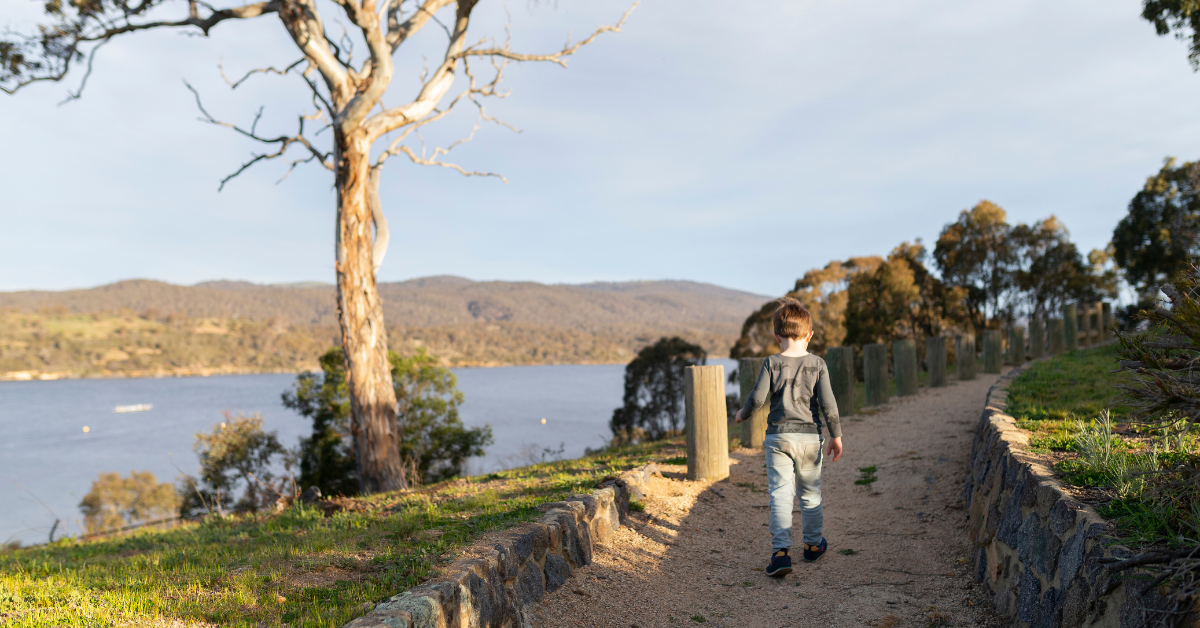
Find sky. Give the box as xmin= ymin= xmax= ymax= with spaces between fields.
xmin=2 ymin=0 xmax=1199 ymax=298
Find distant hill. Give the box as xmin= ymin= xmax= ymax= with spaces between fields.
xmin=0 ymin=278 xmax=770 ymax=378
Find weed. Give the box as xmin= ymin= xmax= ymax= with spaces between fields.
xmin=838 ymin=548 xmax=857 ymax=555
xmin=925 ymin=606 xmax=951 ymax=627
xmin=691 ymin=615 xmax=707 ymax=623
xmin=855 ymin=466 xmax=878 ymax=487
xmin=629 ymin=500 xmax=646 ymax=513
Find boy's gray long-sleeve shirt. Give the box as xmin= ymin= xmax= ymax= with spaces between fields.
xmin=740 ymin=353 xmax=842 ymax=438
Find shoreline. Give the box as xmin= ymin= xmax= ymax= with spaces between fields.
xmin=0 ymin=359 xmax=656 ymax=382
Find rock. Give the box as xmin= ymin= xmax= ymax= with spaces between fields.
xmin=300 ymin=486 xmax=322 ymax=504
xmin=544 ymin=553 xmax=571 ymax=593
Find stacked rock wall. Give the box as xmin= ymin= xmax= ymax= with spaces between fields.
xmin=963 ymin=369 xmax=1169 ymax=628
xmin=346 ymin=463 xmax=659 ymax=628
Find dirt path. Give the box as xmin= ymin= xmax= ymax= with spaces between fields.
xmin=531 ymin=371 xmax=1010 ymax=628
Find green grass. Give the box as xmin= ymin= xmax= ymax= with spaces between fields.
xmin=0 ymin=439 xmax=680 ymax=627
xmin=1007 ymin=344 xmax=1135 ymax=454
xmin=1008 ymin=343 xmax=1131 ymax=423
xmin=1006 ymin=345 xmax=1200 ymax=547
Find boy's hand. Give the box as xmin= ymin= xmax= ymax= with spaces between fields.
xmin=733 ymin=409 xmax=744 ymax=424
xmin=826 ymin=437 xmax=843 ymax=463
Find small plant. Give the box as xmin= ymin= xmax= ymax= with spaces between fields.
xmin=925 ymin=606 xmax=951 ymax=628
xmin=838 ymin=548 xmax=857 ymax=555
xmin=178 ymin=412 xmax=296 ymax=517
xmin=629 ymin=500 xmax=646 ymax=513
xmin=79 ymin=470 xmax=180 ymax=534
xmin=854 ymin=466 xmax=879 ymax=487
xmin=690 ymin=615 xmax=707 ymax=623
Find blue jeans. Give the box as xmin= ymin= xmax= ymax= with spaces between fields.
xmin=764 ymin=432 xmax=823 ymax=550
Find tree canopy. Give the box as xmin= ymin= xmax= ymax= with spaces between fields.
xmin=283 ymin=346 xmax=492 ymax=492
xmin=1112 ymin=158 xmax=1200 ymax=296
xmin=1142 ymin=0 xmax=1200 ymax=69
xmin=610 ymin=337 xmax=706 ymax=442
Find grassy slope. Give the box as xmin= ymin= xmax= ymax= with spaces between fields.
xmin=0 ymin=439 xmax=680 ymax=627
xmin=1006 ymin=344 xmax=1200 ymax=546
xmin=1006 ymin=344 xmax=1132 ymax=453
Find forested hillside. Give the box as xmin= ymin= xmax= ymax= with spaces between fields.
xmin=0 ymin=278 xmax=767 ymax=379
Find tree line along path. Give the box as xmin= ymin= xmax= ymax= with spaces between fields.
xmin=531 ymin=370 xmax=1010 ymax=628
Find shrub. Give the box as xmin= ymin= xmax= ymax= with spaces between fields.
xmin=178 ymin=412 xmax=295 ymax=517
xmin=284 ymin=347 xmax=493 ymax=492
xmin=79 ymin=471 xmax=179 ymax=534
xmin=609 ymin=337 xmax=706 ymax=442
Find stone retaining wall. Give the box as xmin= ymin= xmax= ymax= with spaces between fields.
xmin=963 ymin=367 xmax=1169 ymax=628
xmin=346 ymin=463 xmax=660 ymax=628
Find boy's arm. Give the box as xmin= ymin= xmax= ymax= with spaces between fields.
xmin=738 ymin=359 xmax=771 ymax=421
xmin=816 ymin=360 xmax=842 ymax=438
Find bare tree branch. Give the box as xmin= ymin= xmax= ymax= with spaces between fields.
xmin=184 ymin=81 xmax=332 ymax=190
xmin=219 ymin=58 xmax=305 ymax=90
xmin=387 ymin=0 xmax=455 ymax=51
xmin=454 ymin=1 xmax=637 ymax=67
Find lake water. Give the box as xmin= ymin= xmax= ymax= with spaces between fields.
xmin=0 ymin=359 xmax=736 ymax=545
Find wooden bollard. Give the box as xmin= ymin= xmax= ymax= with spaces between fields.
xmin=1048 ymin=318 xmax=1065 ymax=355
xmin=1101 ymin=302 xmax=1113 ymax=342
xmin=685 ymin=365 xmax=729 ymax=481
xmin=1079 ymin=303 xmax=1093 ymax=346
xmin=956 ymin=334 xmax=976 ymax=380
xmin=926 ymin=336 xmax=947 ymax=388
xmin=863 ymin=343 xmax=889 ymax=406
xmin=1010 ymin=326 xmax=1026 ymax=366
xmin=982 ymin=330 xmax=1002 ymax=373
xmin=1062 ymin=303 xmax=1078 ymax=352
xmin=738 ymin=358 xmax=768 ymax=449
xmin=826 ymin=346 xmax=855 ymax=416
xmin=1029 ymin=319 xmax=1045 ymax=359
xmin=893 ymin=339 xmax=918 ymax=397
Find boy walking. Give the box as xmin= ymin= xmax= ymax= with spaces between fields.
xmin=734 ymin=297 xmax=843 ymax=577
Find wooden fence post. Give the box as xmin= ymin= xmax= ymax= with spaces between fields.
xmin=864 ymin=343 xmax=890 ymax=406
xmin=685 ymin=365 xmax=729 ymax=481
xmin=1101 ymin=302 xmax=1113 ymax=342
xmin=1048 ymin=318 xmax=1065 ymax=355
xmin=1063 ymin=303 xmax=1078 ymax=352
xmin=826 ymin=346 xmax=855 ymax=417
xmin=1010 ymin=326 xmax=1026 ymax=366
xmin=956 ymin=334 xmax=976 ymax=380
xmin=893 ymin=339 xmax=918 ymax=397
xmin=926 ymin=336 xmax=947 ymax=388
xmin=982 ymin=330 xmax=1002 ymax=373
xmin=738 ymin=358 xmax=768 ymax=449
xmin=1029 ymin=319 xmax=1044 ymax=359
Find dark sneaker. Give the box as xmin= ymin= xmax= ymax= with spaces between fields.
xmin=765 ymin=549 xmax=792 ymax=577
xmin=802 ymin=538 xmax=827 ymax=562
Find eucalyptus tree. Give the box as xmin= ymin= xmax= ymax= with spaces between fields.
xmin=1 ymin=0 xmax=635 ymax=493
xmin=1142 ymin=0 xmax=1200 ymax=68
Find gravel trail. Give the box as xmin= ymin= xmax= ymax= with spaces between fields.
xmin=531 ymin=370 xmax=1009 ymax=628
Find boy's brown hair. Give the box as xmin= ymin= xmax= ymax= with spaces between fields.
xmin=772 ymin=297 xmax=812 ymax=340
